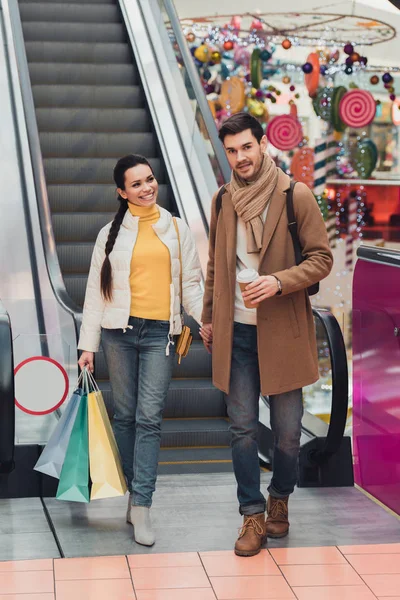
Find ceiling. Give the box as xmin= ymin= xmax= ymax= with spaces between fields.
xmin=173 ymin=0 xmax=400 ymax=65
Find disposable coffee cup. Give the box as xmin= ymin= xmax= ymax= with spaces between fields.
xmin=237 ymin=268 xmax=259 ymax=309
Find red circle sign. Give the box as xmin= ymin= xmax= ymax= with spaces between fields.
xmin=14 ymin=356 xmax=69 ymax=415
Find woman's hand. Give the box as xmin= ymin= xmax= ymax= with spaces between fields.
xmin=78 ymin=351 xmax=94 ymax=374
xmin=199 ymin=323 xmax=213 ymax=354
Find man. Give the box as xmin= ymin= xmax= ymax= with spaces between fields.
xmin=200 ymin=113 xmax=333 ymax=557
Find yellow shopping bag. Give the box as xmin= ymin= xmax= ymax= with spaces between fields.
xmin=88 ymin=388 xmax=127 ymax=500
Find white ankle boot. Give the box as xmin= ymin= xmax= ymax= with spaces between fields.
xmin=130 ymin=506 xmax=155 ymax=546
xmin=126 ymin=494 xmax=133 ymax=525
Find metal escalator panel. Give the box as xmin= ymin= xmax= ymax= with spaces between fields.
xmin=0 ymin=299 xmax=15 ymax=474
xmin=14 ymin=0 xmax=229 ymax=472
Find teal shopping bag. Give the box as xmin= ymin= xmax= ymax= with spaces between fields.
xmin=56 ymin=393 xmax=89 ymax=503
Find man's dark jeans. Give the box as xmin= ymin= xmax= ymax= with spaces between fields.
xmin=226 ymin=322 xmax=303 ymax=515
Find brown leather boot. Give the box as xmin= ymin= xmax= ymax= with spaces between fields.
xmin=265 ymin=495 xmax=289 ymax=538
xmin=234 ymin=513 xmax=266 ymax=557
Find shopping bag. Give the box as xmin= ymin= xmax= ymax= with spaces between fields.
xmin=88 ymin=385 xmax=127 ymax=500
xmin=34 ymin=387 xmax=82 ymax=479
xmin=56 ymin=393 xmax=90 ymax=503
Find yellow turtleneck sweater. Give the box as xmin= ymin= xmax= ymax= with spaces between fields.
xmin=128 ymin=203 xmax=171 ymax=320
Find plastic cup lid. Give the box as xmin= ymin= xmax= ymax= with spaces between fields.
xmin=237 ymin=268 xmax=259 ymax=283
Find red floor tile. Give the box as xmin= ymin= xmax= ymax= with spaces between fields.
xmin=131 ymin=566 xmax=210 ymax=590
xmin=346 ymin=553 xmax=400 ymax=574
xmin=136 ymin=590 xmax=216 ymax=600
xmin=202 ymin=549 xmax=280 ymax=577
xmin=269 ymin=546 xmax=346 ymax=565
xmin=55 ymin=578 xmax=135 ymax=600
xmin=0 ymin=559 xmax=53 ymax=572
xmin=210 ymin=575 xmax=295 ymax=599
xmin=339 ymin=543 xmax=400 ymax=554
xmin=128 ymin=552 xmax=201 ymax=569
xmin=0 ymin=571 xmax=54 ymax=595
xmin=280 ymin=563 xmax=363 ymax=587
xmin=0 ymin=596 xmax=54 ymax=600
xmin=292 ymin=585 xmax=377 ymax=600
xmin=362 ymin=573 xmax=400 ymax=596
xmin=54 ymin=555 xmax=130 ymax=580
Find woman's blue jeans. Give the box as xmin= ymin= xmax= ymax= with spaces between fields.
xmin=102 ymin=317 xmax=174 ymax=507
xmin=227 ymin=322 xmax=303 ymax=516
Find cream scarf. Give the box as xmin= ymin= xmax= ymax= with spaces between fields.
xmin=230 ymin=153 xmax=279 ymax=253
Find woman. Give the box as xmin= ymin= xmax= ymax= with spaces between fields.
xmin=78 ymin=154 xmax=203 ymax=546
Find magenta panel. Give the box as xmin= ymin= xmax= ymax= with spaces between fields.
xmin=353 ymin=248 xmax=400 ymax=515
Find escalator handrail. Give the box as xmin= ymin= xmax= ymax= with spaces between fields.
xmin=310 ymin=307 xmax=349 ymax=462
xmin=357 ymin=244 xmax=400 ymax=268
xmin=6 ymin=0 xmax=82 ymax=333
xmin=0 ymin=299 xmax=15 ymax=473
xmin=161 ymin=0 xmax=231 ymax=185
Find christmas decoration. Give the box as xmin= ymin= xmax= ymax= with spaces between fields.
xmin=339 ymin=90 xmax=376 ymax=128
xmin=267 ymin=114 xmax=303 ymax=151
xmin=282 ymin=39 xmax=292 ymax=50
xmin=291 ymin=147 xmax=314 ymax=189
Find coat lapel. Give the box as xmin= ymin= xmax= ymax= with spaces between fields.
xmin=221 ymin=190 xmax=237 ymax=294
xmin=258 ymin=171 xmax=290 ymax=266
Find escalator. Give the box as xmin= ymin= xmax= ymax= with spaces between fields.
xmin=0 ymin=0 xmax=351 ymax=489
xmin=16 ymin=0 xmax=232 ymax=473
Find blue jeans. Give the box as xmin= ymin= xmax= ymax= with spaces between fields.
xmin=101 ymin=317 xmax=175 ymax=507
xmin=227 ymin=322 xmax=303 ymax=515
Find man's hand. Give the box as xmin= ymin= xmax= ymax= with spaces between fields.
xmin=199 ymin=323 xmax=213 ymax=354
xmin=78 ymin=351 xmax=94 ymax=374
xmin=242 ymin=276 xmax=279 ymax=305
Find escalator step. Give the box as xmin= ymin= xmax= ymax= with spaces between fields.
xmin=22 ymin=21 xmax=126 ymax=43
xmin=43 ymin=158 xmax=164 ymax=184
xmin=28 ymin=63 xmax=138 ymax=86
xmin=32 ymin=85 xmax=144 ymax=109
xmin=98 ymin=378 xmax=225 ymax=420
xmin=19 ymin=2 xmax=120 ymax=23
xmin=158 ymin=447 xmax=233 ymax=474
xmin=95 ymin=340 xmax=211 ymax=381
xmin=36 ymin=108 xmax=150 ymax=133
xmin=39 ymin=132 xmax=156 ymax=158
xmin=48 ymin=183 xmax=171 ymax=213
xmin=52 ymin=213 xmax=114 ymax=242
xmin=26 ymin=0 xmax=116 ymax=4
xmin=161 ymin=419 xmax=231 ymax=448
xmin=25 ymin=42 xmax=132 ymax=64
xmin=63 ymin=274 xmax=88 ymax=307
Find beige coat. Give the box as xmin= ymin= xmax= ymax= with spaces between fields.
xmin=201 ymin=170 xmax=333 ymax=396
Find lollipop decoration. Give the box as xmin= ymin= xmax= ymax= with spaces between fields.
xmin=304 ymin=52 xmax=320 ymax=98
xmin=339 ymin=90 xmax=376 ymax=128
xmin=267 ymin=115 xmax=303 ymax=151
xmin=353 ymin=138 xmax=378 ymax=179
xmin=291 ymin=147 xmax=314 ymax=189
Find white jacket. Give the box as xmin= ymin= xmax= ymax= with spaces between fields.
xmin=78 ymin=206 xmax=204 ymax=353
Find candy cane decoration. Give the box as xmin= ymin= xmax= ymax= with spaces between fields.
xmin=313 ymin=138 xmax=327 ymax=197
xmin=326 ymin=211 xmax=337 ymax=250
xmin=325 ymin=131 xmax=338 ymax=178
xmin=345 ymin=193 xmax=358 ymax=270
xmin=314 ymin=138 xmax=337 ymax=249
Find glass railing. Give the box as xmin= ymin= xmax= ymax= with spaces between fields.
xmin=157 ymin=0 xmax=231 ymax=187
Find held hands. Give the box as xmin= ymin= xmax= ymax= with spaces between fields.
xmin=199 ymin=323 xmax=213 ymax=354
xmin=78 ymin=351 xmax=94 ymax=374
xmin=242 ymin=275 xmax=280 ymax=305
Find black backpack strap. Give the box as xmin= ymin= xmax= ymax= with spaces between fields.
xmin=215 ymin=185 xmax=225 ymax=217
xmin=286 ymin=181 xmax=304 ymax=266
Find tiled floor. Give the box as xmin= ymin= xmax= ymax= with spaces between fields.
xmin=1 ymin=544 xmax=400 ymax=599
